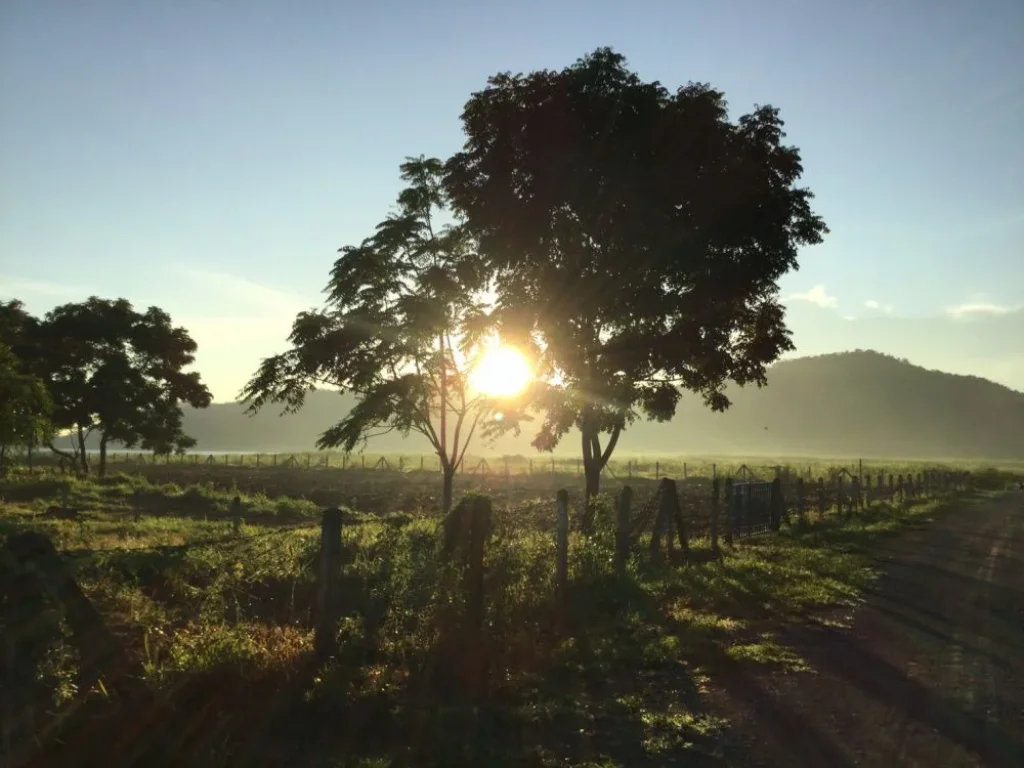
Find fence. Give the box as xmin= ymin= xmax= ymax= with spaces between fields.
xmin=14 ymin=449 xmax=780 ymax=482
xmin=0 ymin=467 xmax=972 ymax=764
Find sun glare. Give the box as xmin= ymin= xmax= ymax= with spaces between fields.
xmin=471 ymin=345 xmax=533 ymax=398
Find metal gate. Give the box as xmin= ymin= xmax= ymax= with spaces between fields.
xmin=729 ymin=481 xmax=776 ymax=539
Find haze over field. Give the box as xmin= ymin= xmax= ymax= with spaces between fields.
xmin=82 ymin=352 xmax=1024 ymax=460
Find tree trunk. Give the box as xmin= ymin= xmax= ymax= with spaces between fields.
xmin=584 ymin=457 xmax=601 ymax=500
xmin=581 ymin=429 xmax=602 ymax=512
xmin=442 ymin=465 xmax=455 ymax=514
xmin=98 ymin=435 xmax=108 ymax=478
xmin=76 ymin=427 xmax=90 ymax=475
xmin=581 ymin=424 xmax=623 ymax=504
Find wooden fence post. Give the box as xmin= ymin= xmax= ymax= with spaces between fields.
xmin=897 ymin=475 xmax=905 ymax=506
xmin=724 ymin=478 xmax=734 ymax=546
xmin=465 ymin=496 xmax=489 ymax=652
xmin=437 ymin=495 xmax=495 ymax=696
xmin=796 ymin=478 xmax=806 ymax=526
xmin=6 ymin=532 xmax=148 ymax=704
xmin=2 ymin=538 xmax=47 ymax=763
xmin=650 ymin=478 xmax=686 ymax=560
xmin=710 ymin=478 xmax=721 ymax=548
xmin=315 ymin=507 xmax=344 ymax=663
xmin=615 ymin=486 xmax=633 ymax=579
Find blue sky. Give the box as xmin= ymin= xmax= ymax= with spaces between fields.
xmin=2 ymin=0 xmax=1023 ymax=400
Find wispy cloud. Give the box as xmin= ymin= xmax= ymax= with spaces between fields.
xmin=786 ymin=285 xmax=838 ymax=309
xmin=946 ymin=301 xmax=1020 ymax=319
xmin=864 ymin=299 xmax=894 ymax=314
xmin=174 ymin=266 xmax=312 ymax=316
xmin=0 ymin=275 xmax=91 ymax=300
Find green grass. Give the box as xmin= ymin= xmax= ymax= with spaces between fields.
xmin=12 ymin=448 xmax=1017 ymax=484
xmin=0 ymin=469 xmax=990 ymax=766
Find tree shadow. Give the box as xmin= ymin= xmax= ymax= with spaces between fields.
xmin=776 ymin=623 xmax=1024 ymax=768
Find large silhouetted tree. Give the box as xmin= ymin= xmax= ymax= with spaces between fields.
xmin=445 ymin=48 xmax=828 ymax=499
xmin=36 ymin=298 xmax=212 ymax=475
xmin=241 ymin=157 xmax=496 ymax=512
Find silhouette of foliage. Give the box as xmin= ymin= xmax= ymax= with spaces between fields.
xmin=240 ymin=157 xmax=497 ymax=511
xmin=0 ymin=342 xmax=53 ymax=467
xmin=445 ymin=47 xmax=829 ymax=496
xmin=14 ymin=297 xmax=213 ymax=475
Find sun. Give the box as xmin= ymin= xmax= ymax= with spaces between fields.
xmin=470 ymin=345 xmax=533 ymax=397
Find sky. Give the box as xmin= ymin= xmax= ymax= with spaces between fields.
xmin=2 ymin=0 xmax=1023 ymax=400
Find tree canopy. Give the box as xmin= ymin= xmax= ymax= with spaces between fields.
xmin=0 ymin=342 xmax=53 ymax=469
xmin=241 ymin=157 xmax=498 ymax=510
xmin=11 ymin=297 xmax=212 ymax=475
xmin=445 ymin=47 xmax=828 ymax=496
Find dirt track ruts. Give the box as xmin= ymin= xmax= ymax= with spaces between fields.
xmin=715 ymin=492 xmax=1024 ymax=767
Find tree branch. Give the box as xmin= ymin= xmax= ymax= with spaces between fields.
xmin=47 ymin=440 xmax=76 ymax=461
xmin=599 ymin=424 xmax=622 ymax=469
xmin=454 ymin=409 xmax=483 ymax=472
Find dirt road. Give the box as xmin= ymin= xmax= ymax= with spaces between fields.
xmin=718 ymin=492 xmax=1024 ymax=767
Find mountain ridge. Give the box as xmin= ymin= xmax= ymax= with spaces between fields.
xmin=86 ymin=350 xmax=1024 ymax=460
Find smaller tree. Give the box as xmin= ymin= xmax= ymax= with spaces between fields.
xmin=0 ymin=343 xmax=53 ymax=470
xmin=241 ymin=157 xmax=496 ymax=511
xmin=37 ymin=298 xmax=212 ymax=476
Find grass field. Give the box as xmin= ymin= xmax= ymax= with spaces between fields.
xmin=10 ymin=450 xmax=1017 ymax=516
xmin=0 ymin=462 xmax=1014 ymax=766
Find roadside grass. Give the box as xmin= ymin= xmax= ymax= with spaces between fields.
xmin=0 ymin=475 xmax=981 ymax=766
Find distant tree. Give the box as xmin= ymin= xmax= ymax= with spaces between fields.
xmin=0 ymin=300 xmax=40 ymax=362
xmin=0 ymin=342 xmax=53 ymax=470
xmin=36 ymin=298 xmax=212 ymax=476
xmin=445 ymin=47 xmax=828 ymax=498
xmin=241 ymin=157 xmax=495 ymax=512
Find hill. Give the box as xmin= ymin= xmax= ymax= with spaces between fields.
xmin=90 ymin=351 xmax=1024 ymax=460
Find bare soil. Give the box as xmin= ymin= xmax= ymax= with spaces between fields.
xmin=711 ymin=492 xmax=1024 ymax=767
